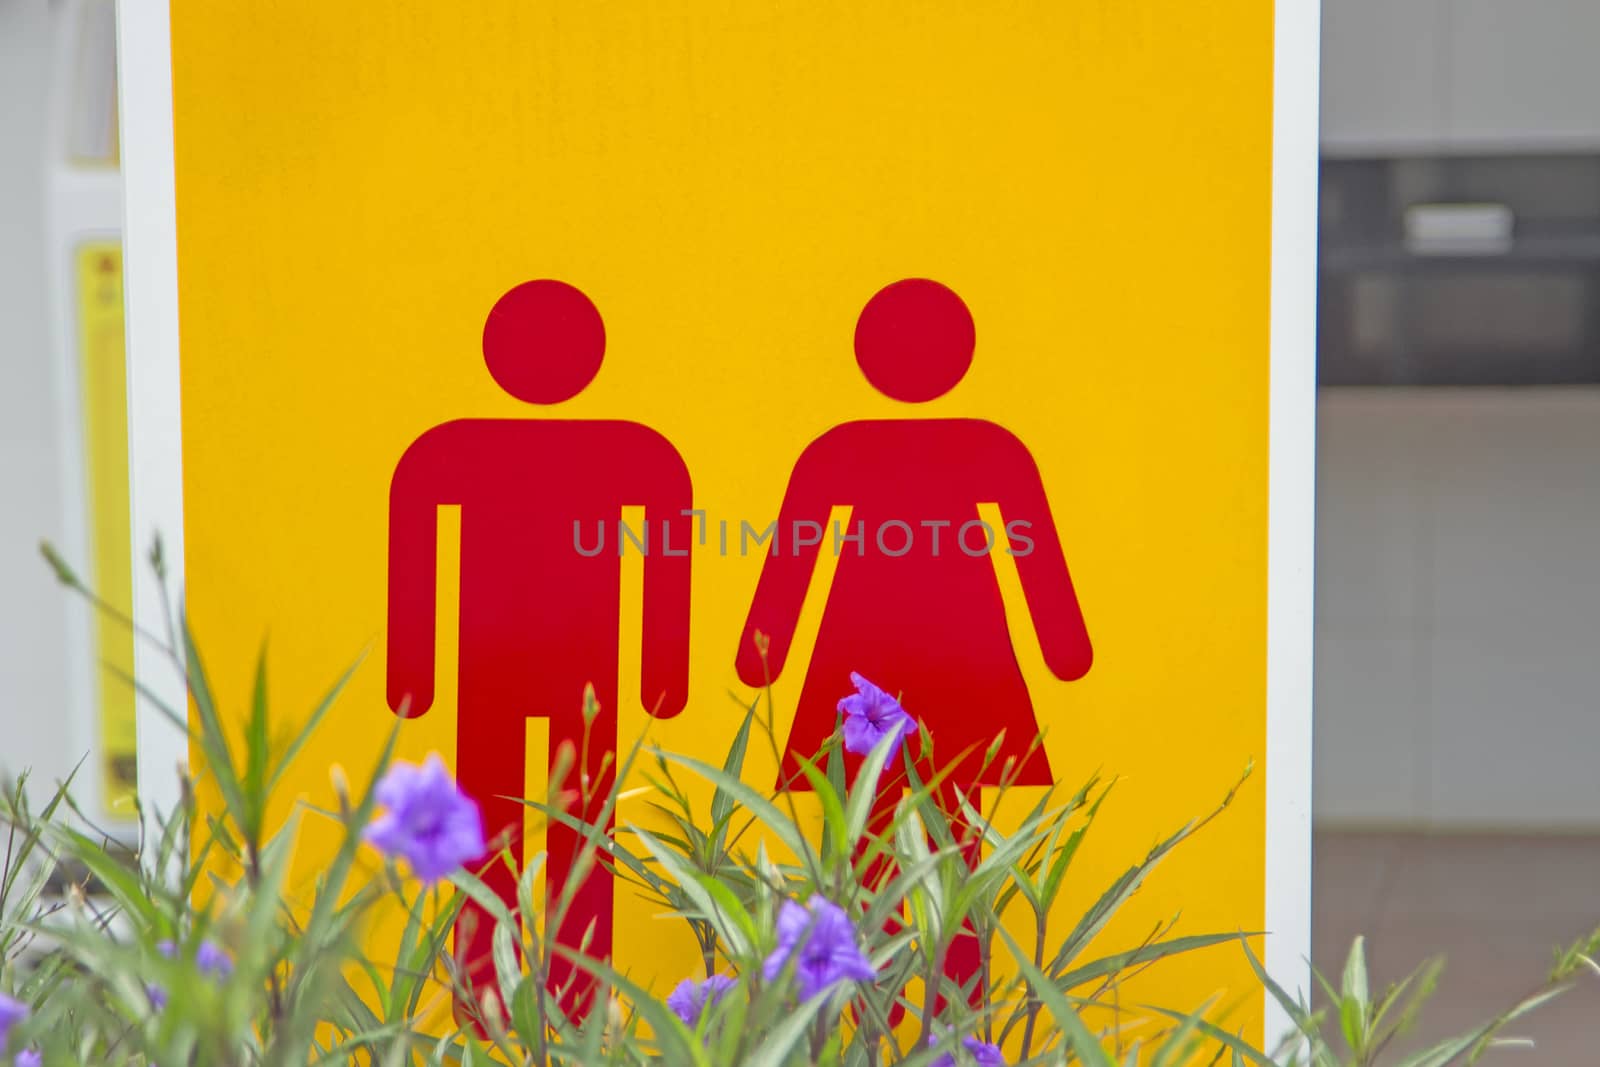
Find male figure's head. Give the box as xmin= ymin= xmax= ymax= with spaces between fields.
xmin=482 ymin=280 xmax=606 ymax=404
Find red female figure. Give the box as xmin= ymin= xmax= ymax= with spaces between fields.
xmin=736 ymin=278 xmax=1092 ymax=1008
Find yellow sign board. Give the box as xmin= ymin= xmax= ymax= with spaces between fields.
xmin=133 ymin=0 xmax=1314 ymax=1041
xmin=75 ymin=240 xmax=137 ymax=810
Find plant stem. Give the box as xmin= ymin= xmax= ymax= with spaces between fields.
xmin=1019 ymin=909 xmax=1047 ymax=1060
xmin=700 ymin=923 xmax=716 ymax=979
xmin=919 ymin=941 xmax=948 ymax=1049
xmin=750 ymin=649 xmax=826 ymax=892
xmin=978 ymin=916 xmax=994 ymax=1045
xmin=810 ymin=1011 xmax=829 ymax=1062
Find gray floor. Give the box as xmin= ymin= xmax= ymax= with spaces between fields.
xmin=1313 ymin=832 xmax=1600 ymax=1064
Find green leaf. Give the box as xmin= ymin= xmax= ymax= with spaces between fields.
xmin=841 ymin=724 xmax=904 ymax=848
xmin=179 ymin=607 xmax=249 ymax=827
xmin=267 ymin=653 xmax=365 ymax=794
xmin=1144 ymin=1005 xmax=1278 ymax=1066
xmin=951 ymin=802 xmax=1055 ymax=921
xmin=993 ymin=921 xmax=1115 ymax=1067
xmin=793 ymin=752 xmax=849 ymax=871
xmin=1042 ymin=780 xmax=1112 ymax=905
xmin=1050 ymin=815 xmax=1203 ymax=976
xmin=50 ymin=825 xmax=159 ymax=927
xmin=1392 ymin=986 xmax=1566 ymax=1067
xmin=1340 ymin=935 xmax=1370 ymax=1051
xmin=656 ymin=750 xmax=813 ymax=868
xmin=552 ymin=946 xmax=712 ymax=1067
xmin=1342 ymin=935 xmax=1369 ymax=1009
xmin=492 ymin=920 xmax=523 ymax=1006
xmin=710 ymin=703 xmax=757 ymax=837
xmin=243 ymin=639 xmax=271 ymax=845
xmin=296 ymin=710 xmax=406 ymax=958
xmin=508 ymin=975 xmax=541 ymax=1050
xmin=631 ymin=825 xmax=755 ymax=956
xmin=1149 ymin=1002 xmax=1212 ymax=1067
xmin=861 ymin=847 xmax=949 ymax=935
xmin=741 ymin=992 xmax=829 ymax=1067
xmin=1372 ymin=957 xmax=1443 ymax=1049
xmin=1006 ymin=863 xmax=1042 ymax=913
xmin=1339 ymin=995 xmax=1365 ymax=1056
xmin=1056 ymin=932 xmax=1252 ymax=992
xmin=383 ymin=886 xmax=429 ymax=1017
xmin=1240 ymin=939 xmax=1337 ymax=1067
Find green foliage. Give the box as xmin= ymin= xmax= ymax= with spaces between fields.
xmin=0 ymin=542 xmax=1589 ymax=1065
xmin=1226 ymin=931 xmax=1593 ymax=1067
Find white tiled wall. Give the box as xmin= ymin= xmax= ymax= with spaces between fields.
xmin=1323 ymin=0 xmax=1600 ymax=154
xmin=1315 ymin=387 xmax=1600 ymax=828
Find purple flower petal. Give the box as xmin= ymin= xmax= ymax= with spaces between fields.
xmin=195 ymin=941 xmax=233 ymax=978
xmin=148 ymin=938 xmax=230 ymax=1009
xmin=14 ymin=1050 xmax=41 ymax=1067
xmin=837 ymin=673 xmax=912 ymax=759
xmin=762 ymin=895 xmax=876 ymax=999
xmin=363 ymin=754 xmax=487 ymax=883
xmin=665 ymin=973 xmax=736 ymax=1025
xmin=0 ymin=994 xmax=25 ymax=1049
xmin=839 ymin=714 xmax=880 ymax=756
xmin=771 ymin=899 xmax=811 ymax=955
xmin=929 ymin=1034 xmax=1008 ymax=1067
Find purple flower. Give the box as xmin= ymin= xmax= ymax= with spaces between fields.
xmin=364 ymin=754 xmax=487 ymax=883
xmin=149 ymin=938 xmax=232 ymax=1008
xmin=839 ymin=673 xmax=913 ymax=759
xmin=0 ymin=994 xmax=25 ymax=1050
xmin=194 ymin=941 xmax=233 ymax=977
xmin=929 ymin=1034 xmax=1007 ymax=1067
xmin=665 ymin=973 xmax=736 ymax=1025
xmin=14 ymin=1050 xmax=41 ymax=1067
xmin=157 ymin=938 xmax=232 ymax=977
xmin=762 ymin=895 xmax=876 ymax=999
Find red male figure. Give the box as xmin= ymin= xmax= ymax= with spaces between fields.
xmin=736 ymin=278 xmax=1092 ymax=1008
xmin=388 ymin=280 xmax=692 ymax=1019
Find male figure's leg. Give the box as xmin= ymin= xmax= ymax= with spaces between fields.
xmin=543 ymin=702 xmax=618 ymax=1019
xmin=453 ymin=701 xmax=528 ymax=1021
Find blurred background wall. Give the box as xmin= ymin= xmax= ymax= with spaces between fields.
xmin=1317 ymin=0 xmax=1600 ymax=828
xmin=0 ymin=0 xmax=77 ymax=797
xmin=1316 ymin=390 xmax=1600 ymax=826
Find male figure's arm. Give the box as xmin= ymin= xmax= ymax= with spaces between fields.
xmin=387 ymin=425 xmax=454 ymax=716
xmin=640 ymin=433 xmax=693 ymax=717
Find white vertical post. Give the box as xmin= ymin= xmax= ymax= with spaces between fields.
xmin=114 ymin=0 xmax=188 ymax=833
xmin=1266 ymin=0 xmax=1322 ymax=1045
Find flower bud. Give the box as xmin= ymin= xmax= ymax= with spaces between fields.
xmin=551 ymin=741 xmax=577 ymax=794
xmin=478 ymin=987 xmax=509 ymax=1040
xmin=329 ymin=763 xmax=351 ymax=814
xmin=984 ymin=729 xmax=1008 ymax=767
